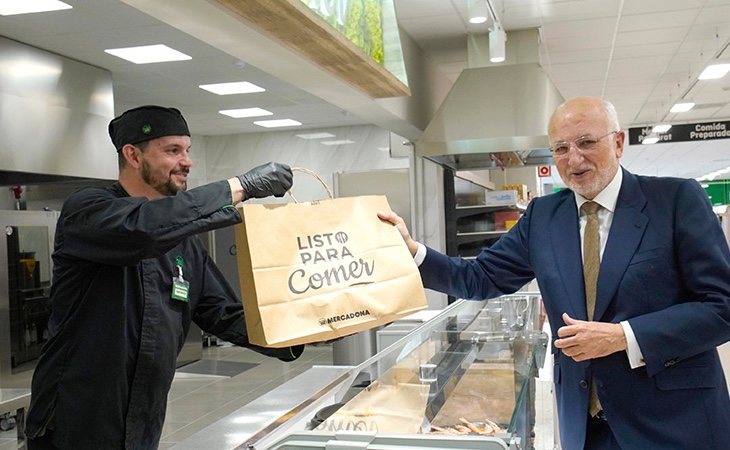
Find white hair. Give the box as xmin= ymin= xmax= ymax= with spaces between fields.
xmin=598 ymin=98 xmax=620 ymax=131
xmin=550 ymin=96 xmax=621 ymax=132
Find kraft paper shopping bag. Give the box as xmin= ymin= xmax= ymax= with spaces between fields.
xmin=234 ymin=168 xmax=427 ymax=347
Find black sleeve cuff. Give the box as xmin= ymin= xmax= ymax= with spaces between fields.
xmin=279 ymin=344 xmax=305 ymax=362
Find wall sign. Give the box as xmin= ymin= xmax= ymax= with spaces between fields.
xmin=537 ymin=165 xmax=551 ymax=177
xmin=702 ymin=179 xmax=730 ymax=206
xmin=628 ymin=120 xmax=730 ymax=145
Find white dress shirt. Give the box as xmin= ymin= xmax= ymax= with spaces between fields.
xmin=414 ymin=167 xmax=645 ymax=368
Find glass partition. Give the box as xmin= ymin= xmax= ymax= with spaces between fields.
xmin=300 ymin=0 xmax=408 ymax=86
xmin=0 ymin=210 xmax=58 ymax=386
xmin=8 ymin=225 xmax=53 ymax=372
xmin=280 ymin=294 xmax=548 ymax=448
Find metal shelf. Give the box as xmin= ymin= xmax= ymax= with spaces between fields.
xmin=456 ymin=231 xmax=508 ymax=245
xmin=454 ymin=204 xmax=526 ymax=219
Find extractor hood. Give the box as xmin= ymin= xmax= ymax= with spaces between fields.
xmin=416 ymin=62 xmax=564 ymax=171
xmin=0 ymin=37 xmax=116 ymax=182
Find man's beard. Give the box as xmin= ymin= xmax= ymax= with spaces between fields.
xmin=567 ymin=166 xmax=613 ymax=199
xmin=141 ymin=159 xmax=187 ymax=196
xmin=568 ymin=178 xmax=603 ymax=198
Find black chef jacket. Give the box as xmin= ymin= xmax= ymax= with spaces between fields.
xmin=25 ymin=180 xmax=302 ymax=449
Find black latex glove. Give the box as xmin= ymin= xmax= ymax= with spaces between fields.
xmin=237 ymin=162 xmax=293 ymax=200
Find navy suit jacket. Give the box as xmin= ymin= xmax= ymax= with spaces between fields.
xmin=420 ymin=168 xmax=730 ymax=450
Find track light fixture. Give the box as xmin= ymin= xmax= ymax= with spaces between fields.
xmin=481 ymin=0 xmax=506 ymax=63
xmin=468 ymin=0 xmax=488 ymax=24
xmin=489 ymin=22 xmax=506 ymax=63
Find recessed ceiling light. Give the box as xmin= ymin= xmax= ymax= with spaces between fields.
xmin=469 ymin=16 xmax=488 ymax=24
xmin=698 ymin=63 xmax=730 ymax=80
xmin=253 ymin=119 xmax=302 ymax=128
xmin=199 ymin=81 xmax=265 ymax=95
xmin=104 ymin=45 xmax=191 ymax=64
xmin=669 ymin=102 xmax=695 ymax=113
xmin=0 ymin=0 xmax=71 ymax=16
xmin=219 ymin=108 xmax=272 ymax=118
xmin=321 ymin=140 xmax=355 ymax=146
xmin=651 ymin=124 xmax=672 ymax=133
xmin=296 ymin=132 xmax=336 ymax=139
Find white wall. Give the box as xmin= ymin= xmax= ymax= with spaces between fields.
xmin=415 ymin=158 xmax=448 ymax=309
xmin=499 ymin=166 xmax=540 ymax=200
xmin=0 ymin=125 xmax=407 ymax=210
xmin=199 ymin=125 xmax=409 ymax=200
xmin=0 ymin=190 xmax=16 ymax=210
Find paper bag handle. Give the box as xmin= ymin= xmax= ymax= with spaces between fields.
xmin=287 ymin=167 xmax=334 ymax=203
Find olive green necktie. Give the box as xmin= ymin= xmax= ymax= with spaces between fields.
xmin=581 ymin=200 xmax=603 ymax=417
xmin=582 ymin=201 xmax=601 ymax=321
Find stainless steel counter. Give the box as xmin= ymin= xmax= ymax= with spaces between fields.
xmin=171 ymin=366 xmax=354 ymax=450
xmin=0 ymin=388 xmax=30 ymax=443
xmin=174 ymin=296 xmax=547 ymax=450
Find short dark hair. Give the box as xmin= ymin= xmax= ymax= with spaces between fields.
xmin=118 ymin=140 xmax=150 ymax=168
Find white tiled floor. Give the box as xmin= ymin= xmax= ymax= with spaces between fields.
xmin=0 ymin=343 xmax=556 ymax=449
xmin=159 ymin=343 xmax=334 ymax=448
xmin=0 ymin=344 xmax=334 ymax=450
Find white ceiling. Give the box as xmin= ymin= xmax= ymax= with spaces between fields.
xmin=2 ymin=0 xmax=730 ymax=179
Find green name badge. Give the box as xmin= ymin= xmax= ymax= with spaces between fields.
xmin=172 ymin=277 xmax=190 ymax=302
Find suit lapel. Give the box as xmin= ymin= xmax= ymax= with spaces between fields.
xmin=550 ymin=193 xmax=586 ymax=319
xmin=594 ymin=169 xmax=648 ymax=321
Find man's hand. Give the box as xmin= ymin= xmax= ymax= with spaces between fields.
xmin=554 ymin=313 xmax=627 ymax=362
xmin=377 ymin=211 xmax=419 ymax=256
xmin=237 ymin=162 xmax=293 ymax=200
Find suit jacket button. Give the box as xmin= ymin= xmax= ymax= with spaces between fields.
xmin=579 ymin=380 xmax=588 ymax=389
xmin=665 ymin=359 xmax=677 ymax=367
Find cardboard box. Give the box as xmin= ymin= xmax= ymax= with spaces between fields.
xmin=484 ymin=190 xmax=518 ymax=206
xmin=495 ymin=211 xmax=522 ymax=231
xmin=502 ymin=184 xmax=528 ymax=202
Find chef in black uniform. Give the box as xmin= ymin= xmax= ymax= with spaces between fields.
xmin=26 ymin=105 xmax=302 ymax=449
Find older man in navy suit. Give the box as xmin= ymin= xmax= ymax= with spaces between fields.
xmin=379 ymin=96 xmax=730 ymax=450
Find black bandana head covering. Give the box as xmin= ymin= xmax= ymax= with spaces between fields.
xmin=108 ymin=105 xmax=190 ymax=151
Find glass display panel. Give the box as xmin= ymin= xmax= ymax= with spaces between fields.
xmin=300 ymin=0 xmax=408 ymax=86
xmin=6 ymin=225 xmax=53 ymax=372
xmin=306 ymin=295 xmax=547 ymax=447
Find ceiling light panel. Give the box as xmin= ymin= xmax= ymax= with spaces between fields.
xmin=0 ymin=0 xmax=71 ymax=16
xmin=219 ymin=108 xmax=272 ymax=118
xmin=199 ymin=81 xmax=265 ymax=95
xmin=698 ymin=63 xmax=730 ymax=80
xmin=320 ymin=140 xmax=355 ymax=146
xmin=253 ymin=119 xmax=302 ymax=128
xmin=104 ymin=45 xmax=191 ymax=64
xmin=670 ymin=102 xmax=695 ymax=113
xmin=296 ymin=132 xmax=336 ymax=139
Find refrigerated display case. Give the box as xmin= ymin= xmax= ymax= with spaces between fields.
xmin=173 ymin=294 xmax=548 ymax=450
xmin=0 ymin=210 xmax=57 ymax=386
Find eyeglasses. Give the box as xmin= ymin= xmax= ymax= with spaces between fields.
xmin=549 ymin=131 xmax=619 ymax=158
